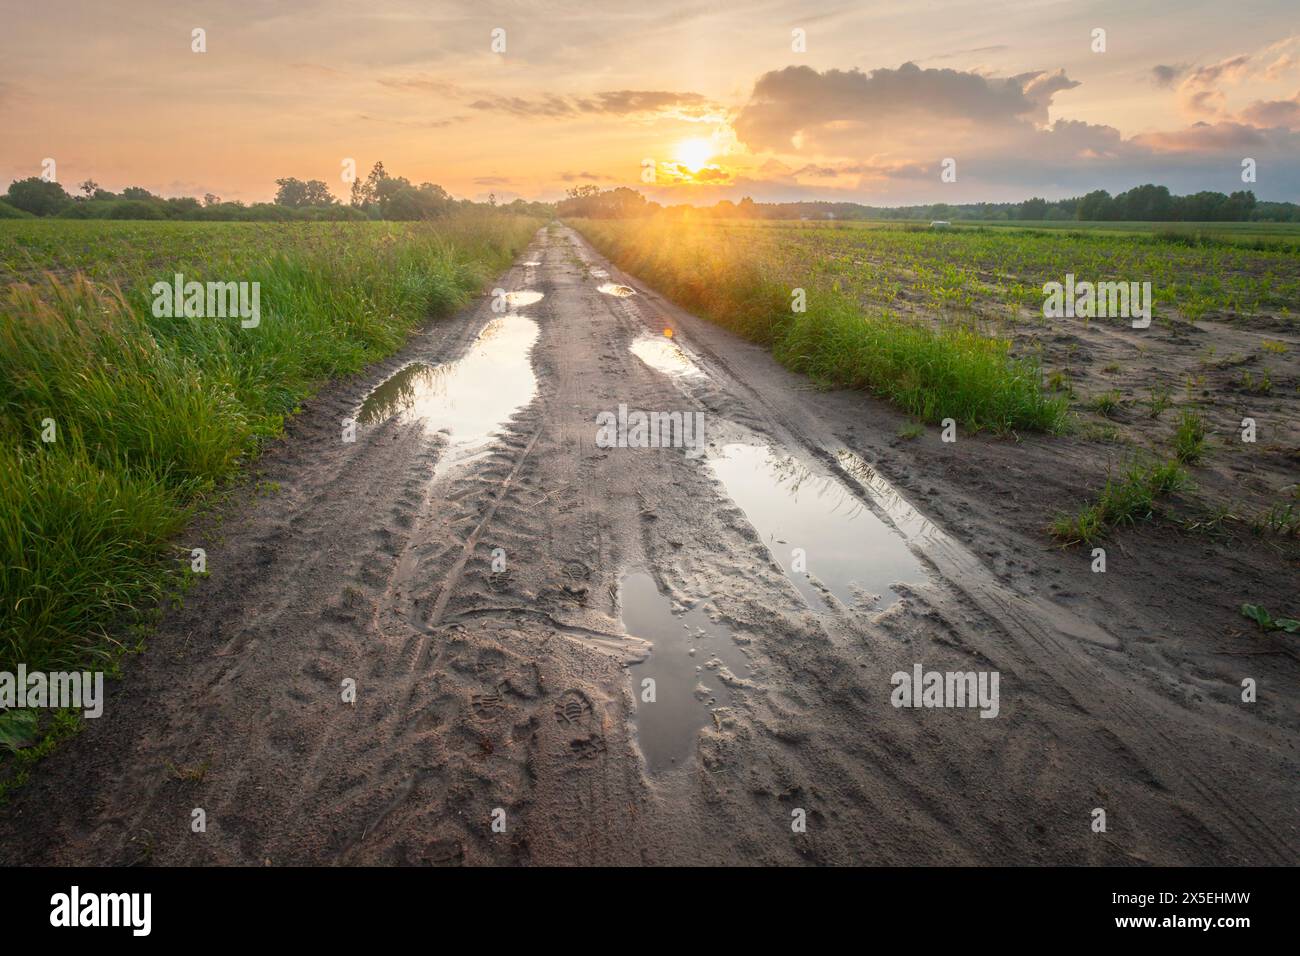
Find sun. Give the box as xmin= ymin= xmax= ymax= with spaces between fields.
xmin=674 ymin=137 xmax=714 ymax=172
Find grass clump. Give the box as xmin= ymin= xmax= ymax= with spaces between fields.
xmin=1173 ymin=409 xmax=1207 ymax=464
xmin=1051 ymin=457 xmax=1188 ymax=544
xmin=897 ymin=422 xmax=925 ymax=440
xmin=1233 ymin=369 xmax=1273 ymax=395
xmin=1252 ymin=502 xmax=1300 ymax=538
xmin=1086 ymin=390 xmax=1124 ymax=417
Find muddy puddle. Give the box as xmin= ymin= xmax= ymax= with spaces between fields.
xmin=358 ymin=315 xmax=539 ymax=479
xmin=708 ymin=441 xmax=925 ymax=611
xmin=597 ymin=282 xmax=637 ymax=297
xmin=629 ymin=331 xmax=703 ymax=378
xmin=620 ymin=571 xmax=751 ymax=774
xmin=503 ymin=290 xmax=544 ymax=307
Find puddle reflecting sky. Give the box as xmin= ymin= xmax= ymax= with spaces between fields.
xmin=358 ymin=315 xmax=538 ymax=478
xmin=708 ymin=442 xmax=924 ymax=610
xmin=621 ymin=572 xmax=750 ymax=775
xmin=597 ymin=283 xmax=636 ymax=297
xmin=629 ymin=332 xmax=703 ymax=378
xmin=504 ymin=290 xmax=544 ymax=307
xmin=835 ymin=449 xmax=949 ymax=546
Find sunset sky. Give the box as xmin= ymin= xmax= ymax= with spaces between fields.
xmin=3 ymin=0 xmax=1298 ymax=205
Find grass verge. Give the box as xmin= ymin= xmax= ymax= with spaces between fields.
xmin=569 ymin=217 xmax=1067 ymax=433
xmin=1 ymin=213 xmax=540 ymax=675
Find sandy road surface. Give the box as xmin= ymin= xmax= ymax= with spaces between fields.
xmin=2 ymin=224 xmax=1295 ymax=865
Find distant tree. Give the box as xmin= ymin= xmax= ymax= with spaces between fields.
xmin=1113 ymin=184 xmax=1173 ymax=220
xmin=302 ymin=180 xmax=335 ymax=205
xmin=108 ymin=200 xmax=163 ymax=220
xmin=350 ymin=161 xmax=388 ymax=208
xmin=1076 ymin=189 xmax=1113 ymax=221
xmin=1252 ymin=200 xmax=1298 ymax=222
xmin=165 ymin=196 xmax=203 ymax=217
xmin=503 ymin=197 xmax=555 ymax=217
xmin=203 ymin=193 xmax=221 ymax=206
xmin=1018 ymin=197 xmax=1049 ymax=219
xmin=1219 ymin=190 xmax=1256 ymax=221
xmin=4 ymin=177 xmax=72 ymax=216
xmin=372 ymin=175 xmax=412 ymax=215
xmin=385 ymin=182 xmax=453 ymax=219
xmin=79 ymin=179 xmax=100 ymax=198
xmin=556 ymin=186 xmax=653 ymax=219
xmin=274 ymin=177 xmax=308 ymax=206
xmin=274 ymin=177 xmax=336 ymax=207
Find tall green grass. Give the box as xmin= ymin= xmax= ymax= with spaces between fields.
xmin=0 ymin=214 xmax=540 ymax=672
xmin=571 ymin=217 xmax=1067 ymax=432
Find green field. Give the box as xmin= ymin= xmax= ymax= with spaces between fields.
xmin=626 ymin=218 xmax=1300 ymax=321
xmin=0 ymin=214 xmax=540 ymax=676
xmin=573 ymin=216 xmax=1297 ymax=425
xmin=952 ymin=219 xmax=1300 ymax=246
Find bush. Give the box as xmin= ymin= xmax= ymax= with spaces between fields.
xmin=4 ymin=177 xmax=72 ymax=216
xmin=107 ymin=200 xmax=165 ymax=220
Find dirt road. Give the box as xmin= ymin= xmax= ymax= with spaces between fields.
xmin=3 ymin=224 xmax=1295 ymax=865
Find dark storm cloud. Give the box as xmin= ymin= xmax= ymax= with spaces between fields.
xmin=733 ymin=62 xmax=1079 ymax=151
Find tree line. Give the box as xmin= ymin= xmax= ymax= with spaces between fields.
xmin=556 ymin=183 xmax=1299 ymax=223
xmin=5 ymin=172 xmax=1296 ymax=224
xmin=0 ymin=162 xmax=554 ymax=221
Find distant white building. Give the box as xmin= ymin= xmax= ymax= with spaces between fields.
xmin=930 ymin=220 xmax=951 ymax=228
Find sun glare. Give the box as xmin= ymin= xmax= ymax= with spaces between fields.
xmin=674 ymin=137 xmax=713 ymax=172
